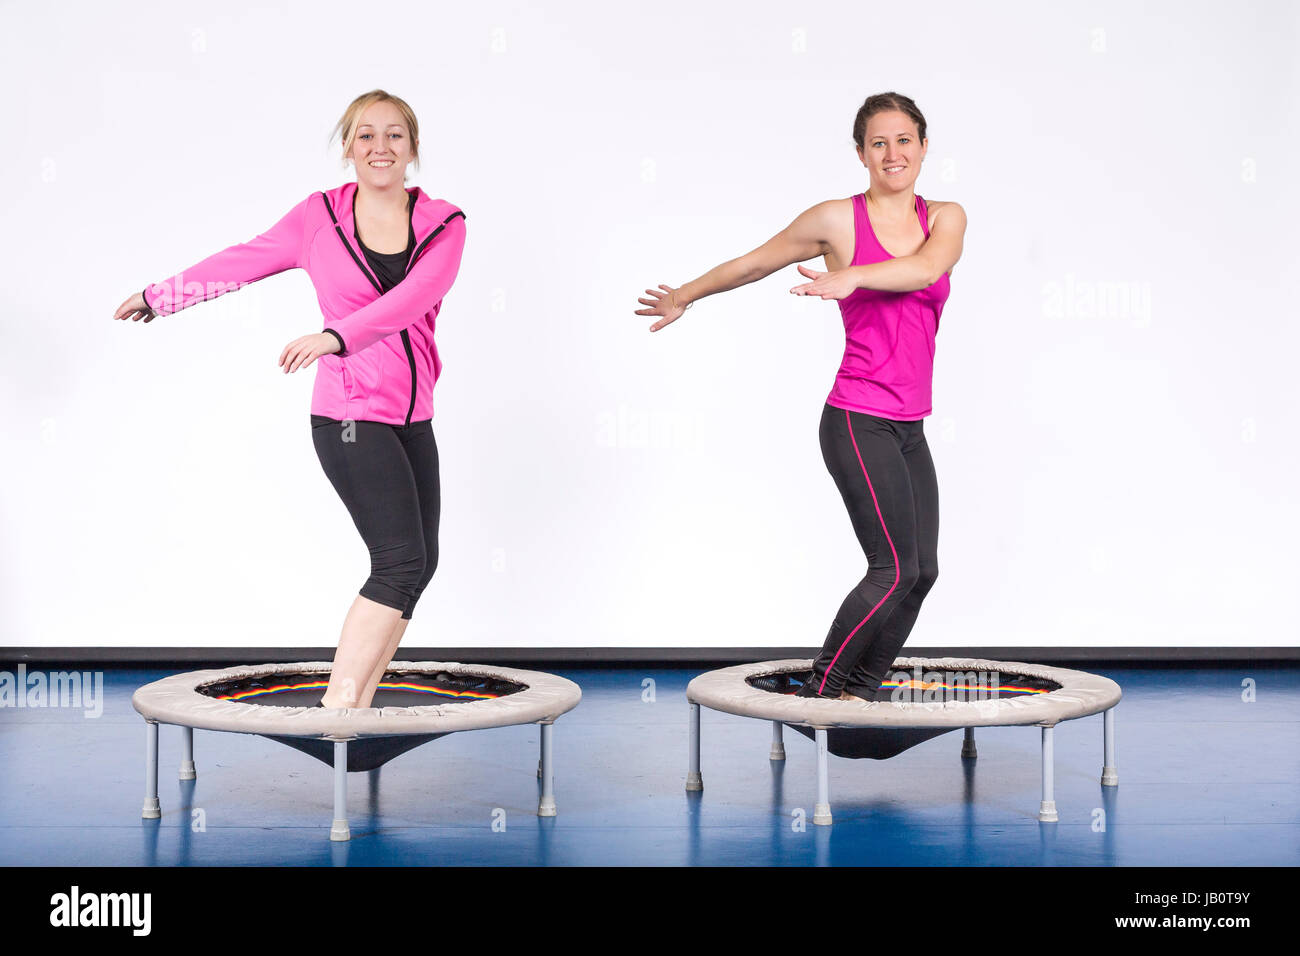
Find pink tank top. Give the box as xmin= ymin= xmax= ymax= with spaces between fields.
xmin=826 ymin=192 xmax=950 ymax=420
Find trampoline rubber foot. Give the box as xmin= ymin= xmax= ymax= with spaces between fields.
xmin=537 ymin=800 xmax=557 ymax=817
xmin=330 ymin=820 xmax=351 ymax=841
xmin=769 ymin=744 xmax=786 ymax=761
xmin=685 ymin=771 xmax=703 ymax=792
xmin=1101 ymin=766 xmax=1118 ymax=787
xmin=1038 ymin=801 xmax=1058 ymax=823
xmin=141 ymin=798 xmax=160 ymax=820
xmin=961 ymin=742 xmax=977 ymax=758
xmin=179 ymin=761 xmax=196 ymax=781
xmin=813 ymin=804 xmax=832 ymax=826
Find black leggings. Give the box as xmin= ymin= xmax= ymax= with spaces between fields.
xmin=310 ymin=415 xmax=441 ymax=620
xmin=804 ymin=403 xmax=940 ymax=698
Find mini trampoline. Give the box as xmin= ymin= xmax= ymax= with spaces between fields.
xmin=685 ymin=657 xmax=1121 ymax=824
xmin=132 ymin=661 xmax=582 ymax=840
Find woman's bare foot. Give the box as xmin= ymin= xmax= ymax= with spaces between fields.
xmin=838 ymin=691 xmax=869 ymax=703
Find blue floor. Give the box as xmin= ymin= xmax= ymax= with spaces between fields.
xmin=1 ymin=665 xmax=1296 ymax=866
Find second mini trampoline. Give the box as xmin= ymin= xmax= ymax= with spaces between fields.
xmin=685 ymin=656 xmax=1121 ymax=824
xmin=132 ymin=660 xmax=582 ymax=840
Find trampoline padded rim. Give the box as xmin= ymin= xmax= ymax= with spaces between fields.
xmin=131 ymin=660 xmax=582 ymax=739
xmin=685 ymin=657 xmax=1121 ymax=729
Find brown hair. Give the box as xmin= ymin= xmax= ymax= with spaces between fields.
xmin=331 ymin=89 xmax=420 ymax=180
xmin=852 ymin=92 xmax=927 ymax=151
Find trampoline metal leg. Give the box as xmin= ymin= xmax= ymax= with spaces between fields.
xmin=770 ymin=720 xmax=786 ymax=761
xmin=538 ymin=722 xmax=556 ymax=817
xmin=142 ymin=720 xmax=161 ymax=820
xmin=1101 ymin=707 xmax=1118 ymax=786
xmin=686 ymin=701 xmax=703 ymax=791
xmin=961 ymin=726 xmax=977 ymax=758
xmin=179 ymin=725 xmax=196 ymax=780
xmin=1038 ymin=725 xmax=1058 ymax=823
xmin=330 ymin=740 xmax=350 ymax=841
xmin=813 ymin=728 xmax=832 ymax=826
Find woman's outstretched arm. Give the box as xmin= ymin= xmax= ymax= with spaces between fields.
xmin=636 ymin=201 xmax=838 ymax=331
xmin=135 ymin=194 xmax=312 ymax=317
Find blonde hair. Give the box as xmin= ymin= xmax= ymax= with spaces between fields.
xmin=331 ymin=89 xmax=420 ymax=181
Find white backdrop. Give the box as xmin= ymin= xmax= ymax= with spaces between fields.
xmin=2 ymin=0 xmax=1296 ymax=650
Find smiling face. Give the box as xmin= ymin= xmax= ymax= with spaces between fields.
xmin=856 ymin=109 xmax=927 ymax=192
xmin=348 ymin=100 xmax=417 ymax=185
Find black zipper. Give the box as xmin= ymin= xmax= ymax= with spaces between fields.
xmin=319 ymin=190 xmax=466 ymax=427
xmin=398 ymin=208 xmax=465 ymax=426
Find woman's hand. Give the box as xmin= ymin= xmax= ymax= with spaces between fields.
xmin=635 ymin=283 xmax=690 ymax=332
xmin=279 ymin=332 xmax=341 ymax=374
xmin=113 ymin=292 xmax=156 ymax=323
xmin=789 ymin=263 xmax=860 ymax=300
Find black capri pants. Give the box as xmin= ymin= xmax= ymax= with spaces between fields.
xmin=800 ymin=402 xmax=940 ymax=699
xmin=310 ymin=414 xmax=441 ymax=621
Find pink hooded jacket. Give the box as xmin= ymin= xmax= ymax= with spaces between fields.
xmin=143 ymin=181 xmax=467 ymax=426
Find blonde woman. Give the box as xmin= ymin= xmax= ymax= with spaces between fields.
xmin=114 ymin=90 xmax=468 ymax=708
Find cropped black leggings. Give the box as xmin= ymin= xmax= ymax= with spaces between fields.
xmin=804 ymin=403 xmax=940 ymax=699
xmin=310 ymin=415 xmax=441 ymax=620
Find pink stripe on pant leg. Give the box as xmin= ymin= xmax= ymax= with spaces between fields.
xmin=818 ymin=409 xmax=902 ymax=695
